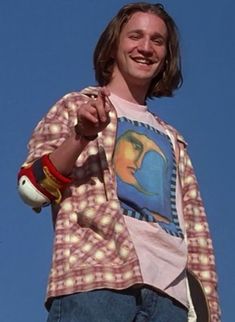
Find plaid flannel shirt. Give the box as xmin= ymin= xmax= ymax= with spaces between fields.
xmin=22 ymin=87 xmax=220 ymax=321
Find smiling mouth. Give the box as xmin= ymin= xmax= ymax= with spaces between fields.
xmin=131 ymin=57 xmax=155 ymax=65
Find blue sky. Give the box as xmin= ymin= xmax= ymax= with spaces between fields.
xmin=0 ymin=0 xmax=234 ymax=321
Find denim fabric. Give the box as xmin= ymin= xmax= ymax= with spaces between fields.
xmin=47 ymin=287 xmax=188 ymax=322
xmin=135 ymin=288 xmax=188 ymax=322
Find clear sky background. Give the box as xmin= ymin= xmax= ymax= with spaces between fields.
xmin=0 ymin=0 xmax=234 ymax=321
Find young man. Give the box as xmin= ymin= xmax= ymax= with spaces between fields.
xmin=18 ymin=3 xmax=220 ymax=321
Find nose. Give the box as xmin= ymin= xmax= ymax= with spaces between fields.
xmin=138 ymin=38 xmax=153 ymax=55
xmin=134 ymin=153 xmax=145 ymax=169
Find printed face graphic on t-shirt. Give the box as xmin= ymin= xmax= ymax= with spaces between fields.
xmin=113 ymin=130 xmax=166 ymax=195
xmin=114 ymin=117 xmax=183 ymax=237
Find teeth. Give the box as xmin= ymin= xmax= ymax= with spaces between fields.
xmin=133 ymin=58 xmax=152 ymax=65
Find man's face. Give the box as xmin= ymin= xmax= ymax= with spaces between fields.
xmin=113 ymin=11 xmax=168 ymax=88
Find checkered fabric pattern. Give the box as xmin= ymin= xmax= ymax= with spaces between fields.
xmin=22 ymin=87 xmax=220 ymax=320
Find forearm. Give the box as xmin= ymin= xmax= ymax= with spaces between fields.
xmin=17 ymin=129 xmax=89 ymax=209
xmin=49 ymin=88 xmax=110 ymax=176
xmin=49 ymin=129 xmax=89 ymax=176
xmin=18 ymin=88 xmax=110 ymax=210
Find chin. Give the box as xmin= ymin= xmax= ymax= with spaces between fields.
xmin=130 ymin=75 xmax=153 ymax=86
xmin=133 ymin=69 xmax=156 ymax=79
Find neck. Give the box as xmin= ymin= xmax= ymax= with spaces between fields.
xmin=107 ymin=73 xmax=149 ymax=105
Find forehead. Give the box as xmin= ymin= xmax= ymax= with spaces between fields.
xmin=121 ymin=11 xmax=168 ymax=38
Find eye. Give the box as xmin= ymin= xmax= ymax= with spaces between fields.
xmin=128 ymin=32 xmax=142 ymax=40
xmin=152 ymin=37 xmax=165 ymax=45
xmin=129 ymin=35 xmax=139 ymax=40
xmin=129 ymin=137 xmax=142 ymax=152
xmin=133 ymin=142 xmax=142 ymax=151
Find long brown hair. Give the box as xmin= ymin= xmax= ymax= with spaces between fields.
xmin=93 ymin=2 xmax=183 ymax=98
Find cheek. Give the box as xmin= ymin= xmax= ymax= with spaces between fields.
xmin=159 ymin=47 xmax=167 ymax=60
xmin=118 ymin=38 xmax=135 ymax=55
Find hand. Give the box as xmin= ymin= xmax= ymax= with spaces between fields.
xmin=76 ymin=87 xmax=111 ymax=138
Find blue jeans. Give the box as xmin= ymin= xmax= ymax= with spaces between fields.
xmin=47 ymin=287 xmax=188 ymax=322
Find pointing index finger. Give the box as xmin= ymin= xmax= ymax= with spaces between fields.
xmin=100 ymin=87 xmax=111 ymax=113
xmin=96 ymin=88 xmax=110 ymax=121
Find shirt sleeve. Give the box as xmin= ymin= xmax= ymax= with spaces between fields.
xmin=18 ymin=92 xmax=84 ymax=211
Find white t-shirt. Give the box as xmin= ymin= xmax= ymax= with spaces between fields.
xmin=110 ymin=92 xmax=188 ymax=308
